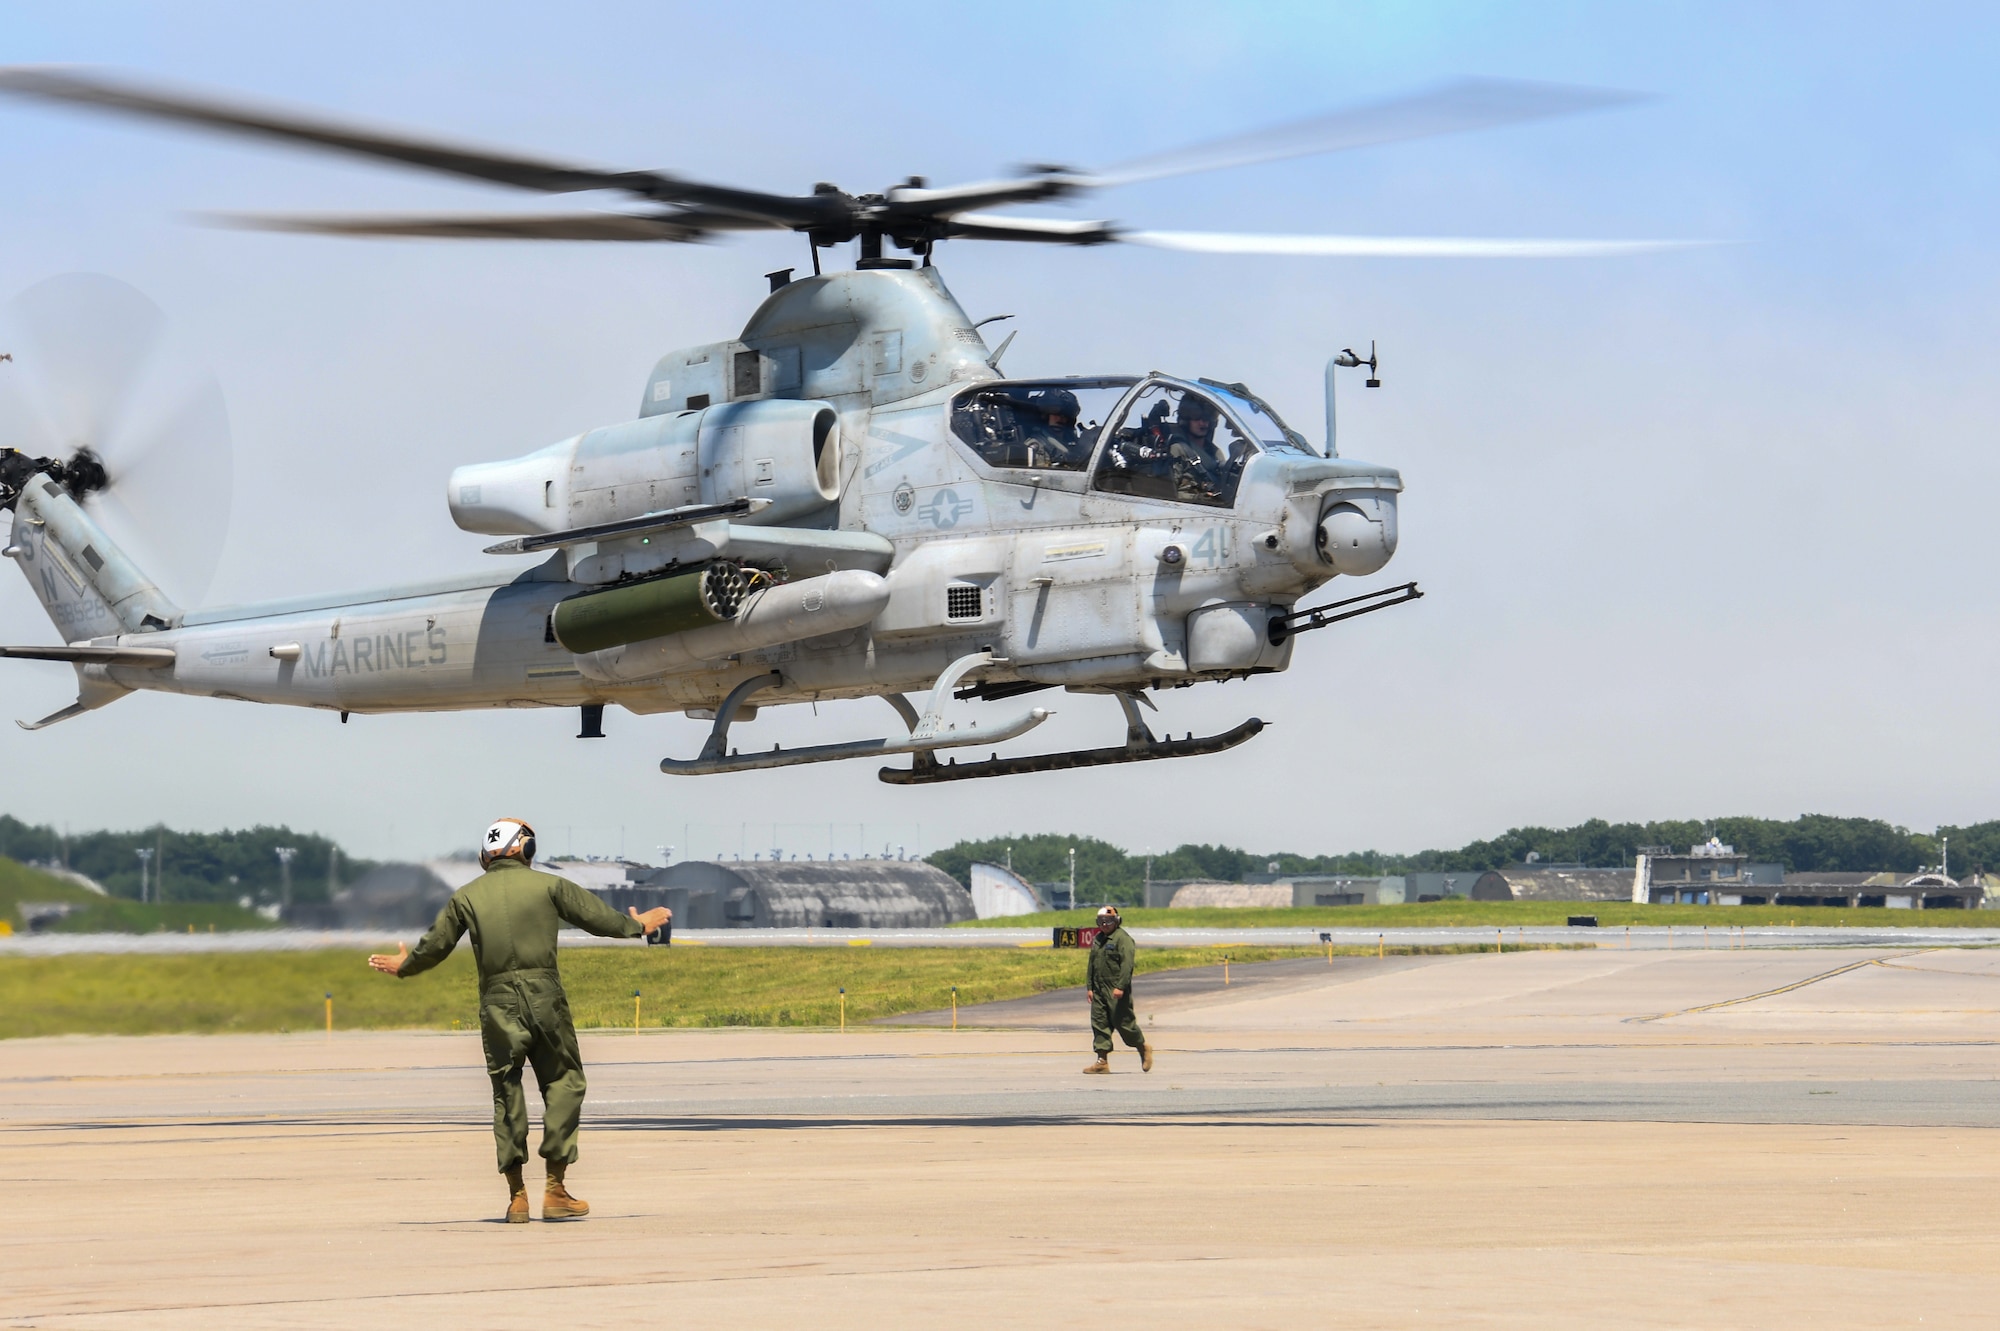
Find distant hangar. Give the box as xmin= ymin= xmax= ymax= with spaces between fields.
xmin=602 ymin=860 xmax=974 ymax=929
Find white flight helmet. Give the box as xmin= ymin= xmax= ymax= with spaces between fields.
xmin=480 ymin=818 xmax=537 ymax=869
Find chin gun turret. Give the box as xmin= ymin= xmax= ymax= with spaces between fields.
xmin=1315 ymin=497 xmax=1398 ymax=576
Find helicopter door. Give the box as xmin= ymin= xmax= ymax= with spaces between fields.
xmin=1092 ymin=383 xmax=1254 ymax=508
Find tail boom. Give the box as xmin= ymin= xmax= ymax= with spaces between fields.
xmin=7 ymin=474 xmax=181 ymax=640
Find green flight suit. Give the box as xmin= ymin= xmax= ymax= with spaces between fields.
xmin=398 ymin=860 xmax=642 ymax=1172
xmin=1087 ymin=925 xmax=1145 ymax=1055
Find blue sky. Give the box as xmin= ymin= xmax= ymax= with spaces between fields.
xmin=0 ymin=2 xmax=1995 ymax=861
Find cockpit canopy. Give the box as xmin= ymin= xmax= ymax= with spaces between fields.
xmin=949 ymin=375 xmax=1314 ymax=509
xmin=950 ymin=378 xmax=1133 ymax=473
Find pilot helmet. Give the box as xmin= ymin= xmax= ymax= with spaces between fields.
xmin=480 ymin=818 xmax=537 ymax=869
xmin=1029 ymin=387 xmax=1081 ymax=425
xmin=1177 ymin=393 xmax=1218 ymax=426
xmin=1095 ymin=905 xmax=1121 ymax=927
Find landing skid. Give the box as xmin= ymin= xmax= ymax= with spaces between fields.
xmin=659 ymin=651 xmax=1049 ymax=776
xmin=879 ymin=692 xmax=1263 ymax=785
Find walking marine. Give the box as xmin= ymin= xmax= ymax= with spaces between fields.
xmin=368 ymin=818 xmax=670 ymax=1223
xmin=1084 ymin=905 xmax=1154 ymax=1074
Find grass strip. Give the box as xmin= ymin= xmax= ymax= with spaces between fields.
xmin=0 ymin=943 xmax=1562 ymax=1038
xmin=955 ymin=901 xmax=2000 ymax=930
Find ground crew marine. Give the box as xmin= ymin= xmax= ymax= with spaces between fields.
xmin=368 ymin=817 xmax=669 ymax=1223
xmin=1084 ymin=905 xmax=1153 ymax=1074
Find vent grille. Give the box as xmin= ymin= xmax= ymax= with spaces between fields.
xmin=946 ymin=584 xmax=983 ymax=620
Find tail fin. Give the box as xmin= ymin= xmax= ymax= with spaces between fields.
xmin=6 ymin=473 xmax=179 ymax=642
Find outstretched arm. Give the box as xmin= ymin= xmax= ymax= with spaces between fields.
xmin=374 ymin=898 xmax=466 ymax=979
xmin=550 ymin=877 xmax=653 ymax=939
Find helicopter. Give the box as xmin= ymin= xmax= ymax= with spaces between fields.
xmin=0 ymin=69 xmax=1672 ymax=784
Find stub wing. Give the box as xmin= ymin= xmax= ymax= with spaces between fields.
xmin=0 ymin=645 xmax=157 ymax=729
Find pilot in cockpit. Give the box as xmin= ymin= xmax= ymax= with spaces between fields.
xmin=1166 ymin=394 xmax=1227 ymax=497
xmin=1020 ymin=387 xmax=1086 ymax=468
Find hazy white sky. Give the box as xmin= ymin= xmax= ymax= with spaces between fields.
xmin=0 ymin=2 xmax=1995 ymax=862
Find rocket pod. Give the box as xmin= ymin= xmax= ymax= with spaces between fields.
xmin=551 ymin=562 xmax=754 ymax=655
xmin=573 ymin=568 xmax=889 ymax=683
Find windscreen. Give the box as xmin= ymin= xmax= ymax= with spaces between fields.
xmin=1201 ymin=381 xmax=1315 ymax=455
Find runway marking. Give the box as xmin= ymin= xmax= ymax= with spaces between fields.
xmin=1873 ymin=959 xmax=2000 ymax=978
xmin=1632 ymin=953 xmax=1925 ymax=1023
xmin=3 ymin=1063 xmax=468 ymax=1085
xmin=1 ymin=1248 xmax=1240 ymax=1321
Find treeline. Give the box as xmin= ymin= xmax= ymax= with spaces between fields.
xmin=927 ymin=816 xmax=1999 ymax=907
xmin=0 ymin=816 xmax=372 ymax=905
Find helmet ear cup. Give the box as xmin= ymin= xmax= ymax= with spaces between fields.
xmin=517 ymin=832 xmax=536 ymax=865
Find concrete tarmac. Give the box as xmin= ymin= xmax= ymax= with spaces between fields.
xmin=6 ymin=946 xmax=2000 ymax=1327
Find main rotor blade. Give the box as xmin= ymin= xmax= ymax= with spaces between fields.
xmin=201 ymin=209 xmax=785 ymax=242
xmin=1123 ymin=230 xmax=1700 ymax=258
xmin=884 ymin=176 xmax=1085 ymax=218
xmin=0 ymin=66 xmax=833 ymax=228
xmin=1095 ymin=77 xmax=1645 ymax=188
xmin=943 ymin=213 xmax=1116 ymax=245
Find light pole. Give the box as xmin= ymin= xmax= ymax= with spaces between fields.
xmin=1068 ymin=846 xmax=1077 ymax=910
xmin=275 ymin=846 xmax=297 ymax=914
xmin=134 ymin=847 xmax=153 ymax=903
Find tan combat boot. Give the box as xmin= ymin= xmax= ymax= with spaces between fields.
xmin=503 ymin=1165 xmax=529 ymax=1224
xmin=1083 ymin=1054 xmax=1110 ymax=1074
xmin=1141 ymin=1042 xmax=1154 ymax=1073
xmin=543 ymin=1161 xmax=590 ymax=1221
